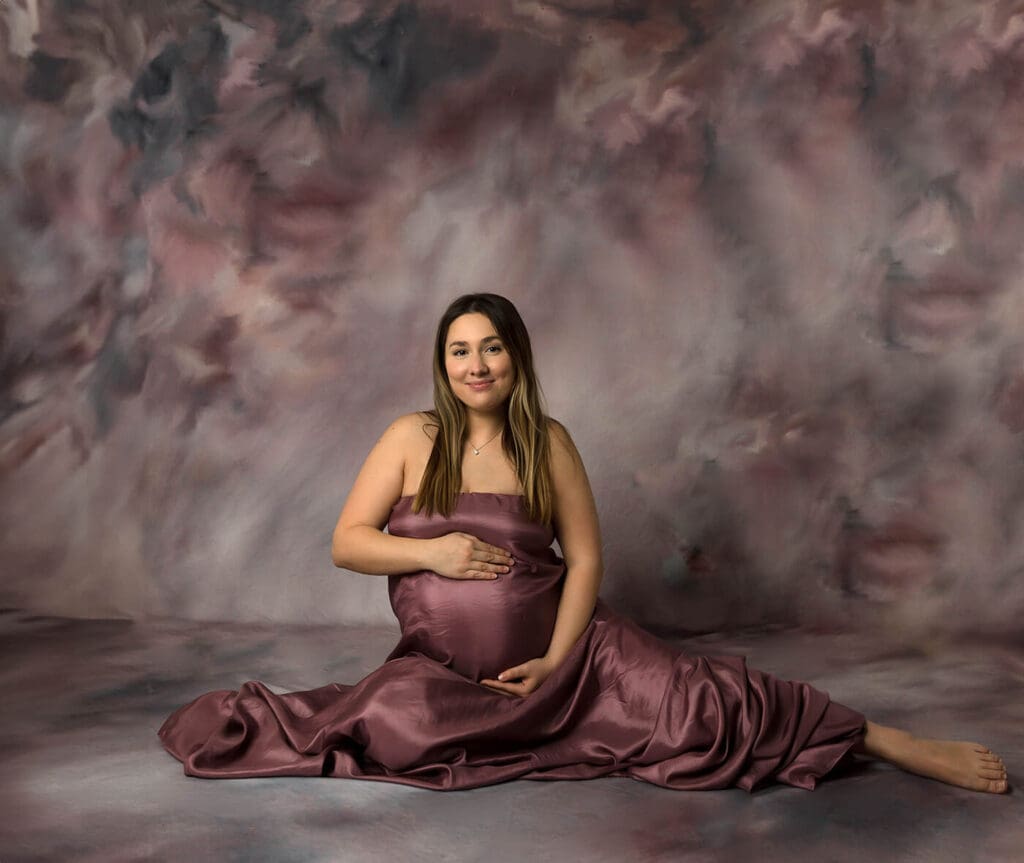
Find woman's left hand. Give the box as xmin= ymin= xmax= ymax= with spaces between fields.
xmin=479 ymin=655 xmax=557 ymax=698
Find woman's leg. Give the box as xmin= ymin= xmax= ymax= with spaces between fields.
xmin=853 ymin=720 xmax=1009 ymax=793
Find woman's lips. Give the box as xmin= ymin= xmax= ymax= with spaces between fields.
xmin=468 ymin=381 xmax=494 ymax=390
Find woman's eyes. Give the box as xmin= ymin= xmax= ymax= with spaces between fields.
xmin=453 ymin=346 xmax=503 ymax=357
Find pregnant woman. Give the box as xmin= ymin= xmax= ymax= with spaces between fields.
xmin=158 ymin=293 xmax=1009 ymax=794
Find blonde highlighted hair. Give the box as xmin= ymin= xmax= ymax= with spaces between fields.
xmin=413 ymin=293 xmax=555 ymax=525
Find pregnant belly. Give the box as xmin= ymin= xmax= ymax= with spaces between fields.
xmin=387 ymin=572 xmax=562 ymax=682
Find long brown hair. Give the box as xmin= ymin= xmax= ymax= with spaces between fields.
xmin=413 ymin=293 xmax=555 ymax=525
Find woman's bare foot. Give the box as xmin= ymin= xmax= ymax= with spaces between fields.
xmin=854 ymin=720 xmax=1009 ymax=793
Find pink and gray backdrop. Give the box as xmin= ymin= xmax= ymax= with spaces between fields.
xmin=3 ymin=0 xmax=1024 ymax=640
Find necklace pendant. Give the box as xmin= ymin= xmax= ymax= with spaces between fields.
xmin=472 ymin=448 xmax=480 ymax=455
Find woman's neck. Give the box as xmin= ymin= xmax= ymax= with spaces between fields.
xmin=464 ymin=409 xmax=506 ymax=442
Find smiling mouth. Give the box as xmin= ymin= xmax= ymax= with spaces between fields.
xmin=468 ymin=381 xmax=494 ymax=388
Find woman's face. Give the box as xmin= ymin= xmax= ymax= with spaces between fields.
xmin=443 ymin=312 xmax=515 ymax=414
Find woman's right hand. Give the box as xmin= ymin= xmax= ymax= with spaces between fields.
xmin=427 ymin=532 xmax=515 ymax=580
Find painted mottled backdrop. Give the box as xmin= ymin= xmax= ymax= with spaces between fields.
xmin=2 ymin=0 xmax=1023 ymax=639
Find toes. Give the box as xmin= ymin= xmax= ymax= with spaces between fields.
xmin=980 ymin=754 xmax=1001 ymax=763
xmin=980 ymin=767 xmax=1006 ymax=779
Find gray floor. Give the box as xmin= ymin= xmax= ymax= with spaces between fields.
xmin=1 ymin=608 xmax=1021 ymax=863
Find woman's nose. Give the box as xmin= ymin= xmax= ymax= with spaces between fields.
xmin=470 ymin=353 xmax=489 ymax=373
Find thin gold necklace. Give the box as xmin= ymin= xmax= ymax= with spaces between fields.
xmin=469 ymin=427 xmax=503 ymax=455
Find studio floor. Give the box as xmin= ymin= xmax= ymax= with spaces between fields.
xmin=1 ymin=607 xmax=1021 ymax=863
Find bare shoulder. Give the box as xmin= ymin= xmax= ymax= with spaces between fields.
xmin=392 ymin=411 xmax=439 ymax=496
xmin=334 ymin=412 xmax=419 ymax=533
xmin=405 ymin=410 xmax=439 ymax=454
xmin=544 ymin=417 xmax=601 ymax=565
xmin=356 ymin=411 xmax=434 ymax=487
xmin=385 ymin=411 xmax=437 ymax=442
xmin=412 ymin=410 xmax=440 ymax=436
xmin=546 ymin=417 xmax=584 ymax=472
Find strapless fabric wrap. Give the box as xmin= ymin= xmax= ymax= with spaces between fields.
xmin=158 ymin=492 xmax=866 ymax=791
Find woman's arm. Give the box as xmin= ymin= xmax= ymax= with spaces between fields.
xmin=543 ymin=419 xmax=604 ymax=666
xmin=331 ymin=414 xmax=433 ymax=575
xmin=333 ymin=413 xmax=516 ymax=580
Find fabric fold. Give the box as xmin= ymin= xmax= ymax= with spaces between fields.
xmin=159 ymin=492 xmax=866 ymax=791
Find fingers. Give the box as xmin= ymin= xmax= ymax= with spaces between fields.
xmin=469 ymin=559 xmax=509 ymax=578
xmin=479 ymin=678 xmax=525 ymax=697
xmin=482 ymin=549 xmax=514 ymax=568
xmin=453 ymin=534 xmax=515 ymax=578
xmin=477 ymin=679 xmax=532 ymax=700
xmin=471 ymin=546 xmax=513 ymax=576
xmin=470 ymin=537 xmax=515 ymax=565
xmin=490 ymin=543 xmax=514 ymax=562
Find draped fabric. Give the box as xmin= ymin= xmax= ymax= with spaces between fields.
xmin=158 ymin=492 xmax=866 ymax=791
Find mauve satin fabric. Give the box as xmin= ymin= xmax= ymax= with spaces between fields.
xmin=158 ymin=492 xmax=866 ymax=791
